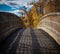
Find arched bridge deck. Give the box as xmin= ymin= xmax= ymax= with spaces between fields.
xmin=0 ymin=12 xmax=60 ymax=54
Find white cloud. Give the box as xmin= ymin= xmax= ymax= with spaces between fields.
xmin=10 ymin=9 xmax=25 ymax=17
xmin=0 ymin=0 xmax=35 ymax=16
xmin=0 ymin=0 xmax=21 ymax=7
xmin=12 ymin=10 xmax=24 ymax=13
xmin=0 ymin=0 xmax=34 ymax=8
xmin=0 ymin=0 xmax=8 ymax=4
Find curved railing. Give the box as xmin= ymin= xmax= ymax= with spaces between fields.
xmin=37 ymin=12 xmax=60 ymax=45
xmin=0 ymin=12 xmax=24 ymax=42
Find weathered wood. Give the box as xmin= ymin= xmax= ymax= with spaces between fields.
xmin=0 ymin=12 xmax=24 ymax=42
xmin=37 ymin=12 xmax=60 ymax=45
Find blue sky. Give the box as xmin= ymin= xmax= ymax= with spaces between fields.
xmin=0 ymin=0 xmax=39 ymax=16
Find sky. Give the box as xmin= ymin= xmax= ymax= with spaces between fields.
xmin=0 ymin=0 xmax=39 ymax=16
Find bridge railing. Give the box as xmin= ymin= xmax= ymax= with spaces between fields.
xmin=0 ymin=12 xmax=24 ymax=42
xmin=37 ymin=12 xmax=60 ymax=45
